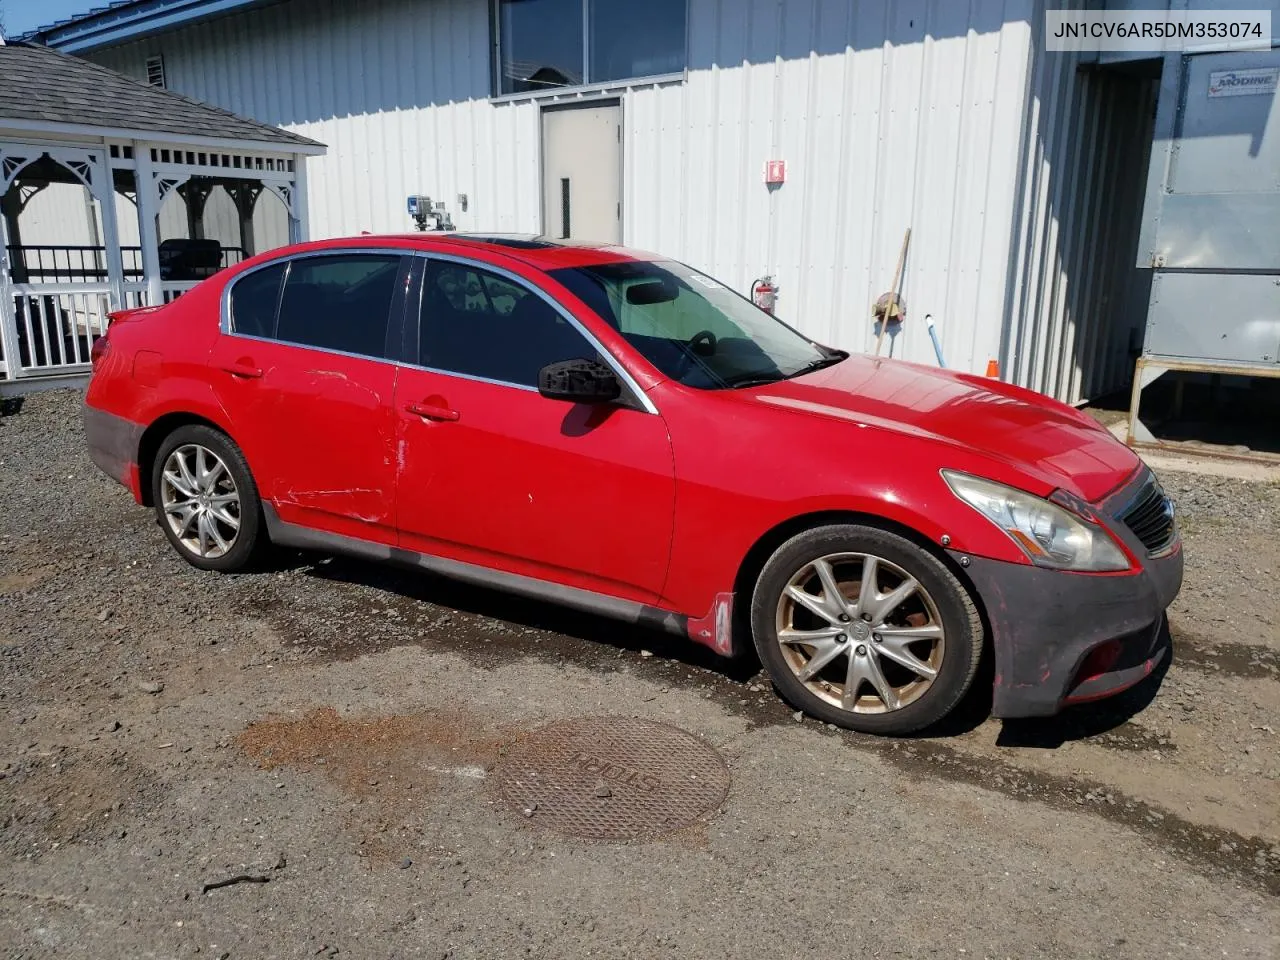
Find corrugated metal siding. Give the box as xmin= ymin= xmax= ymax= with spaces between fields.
xmin=1002 ymin=2 xmax=1158 ymax=403
xmin=92 ymin=0 xmax=542 ymax=240
xmin=626 ymin=0 xmax=1035 ymax=372
xmin=86 ymin=0 xmax=1123 ymax=389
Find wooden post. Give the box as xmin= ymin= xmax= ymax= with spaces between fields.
xmin=177 ymin=180 xmax=211 ymax=240
xmin=94 ymin=141 xmax=126 ymax=310
xmin=0 ymin=189 xmax=27 ymax=285
xmin=0 ymin=187 xmax=20 ymax=381
xmin=133 ymin=143 xmax=164 ymax=307
xmin=227 ymin=182 xmax=262 ymax=258
xmin=874 ymin=229 xmax=910 ymax=357
xmin=290 ymin=153 xmax=309 ymax=244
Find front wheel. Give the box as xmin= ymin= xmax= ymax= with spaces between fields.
xmin=151 ymin=424 xmax=264 ymax=572
xmin=750 ymin=524 xmax=983 ymax=735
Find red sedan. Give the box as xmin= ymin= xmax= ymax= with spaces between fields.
xmin=84 ymin=234 xmax=1182 ymax=734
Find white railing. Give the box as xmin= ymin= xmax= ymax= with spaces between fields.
xmin=161 ymin=281 xmax=199 ymax=303
xmin=121 ymin=283 xmax=149 ymax=309
xmin=120 ymin=281 xmax=198 ymax=307
xmin=7 ymin=283 xmax=112 ymax=376
xmin=1 ymin=280 xmax=203 ymax=384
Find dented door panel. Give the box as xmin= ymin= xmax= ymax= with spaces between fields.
xmin=208 ymin=338 xmax=400 ymax=545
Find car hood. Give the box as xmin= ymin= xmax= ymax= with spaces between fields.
xmin=734 ymin=355 xmax=1141 ymax=502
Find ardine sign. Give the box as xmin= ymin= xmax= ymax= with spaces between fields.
xmin=1208 ymin=67 xmax=1279 ymax=98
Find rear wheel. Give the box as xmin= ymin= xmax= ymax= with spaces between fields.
xmin=151 ymin=424 xmax=263 ymax=572
xmin=751 ymin=524 xmax=983 ymax=735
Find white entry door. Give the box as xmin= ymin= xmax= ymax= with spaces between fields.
xmin=542 ymin=101 xmax=621 ymax=243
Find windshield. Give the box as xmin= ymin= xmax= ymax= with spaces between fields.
xmin=548 ymin=260 xmax=842 ymax=389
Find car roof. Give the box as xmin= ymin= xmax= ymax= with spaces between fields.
xmin=281 ymin=233 xmax=663 ymax=271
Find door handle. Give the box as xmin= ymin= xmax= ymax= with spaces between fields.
xmin=405 ymin=401 xmax=459 ymax=422
xmin=219 ymin=361 xmax=263 ymax=379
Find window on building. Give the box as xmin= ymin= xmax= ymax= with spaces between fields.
xmin=229 ymin=262 xmax=286 ymax=339
xmin=145 ymin=54 xmax=167 ymax=88
xmin=496 ymin=0 xmax=687 ymax=95
xmin=589 ymin=0 xmax=687 ymax=83
xmin=274 ymin=254 xmax=402 ymax=358
xmin=419 ymin=259 xmax=595 ymax=386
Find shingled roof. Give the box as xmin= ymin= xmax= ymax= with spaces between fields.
xmin=0 ymin=42 xmax=322 ymax=151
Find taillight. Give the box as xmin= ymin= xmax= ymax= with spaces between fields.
xmin=90 ymin=334 xmax=111 ymax=369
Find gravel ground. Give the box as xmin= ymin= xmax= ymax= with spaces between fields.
xmin=2 ymin=389 xmax=1278 ymax=959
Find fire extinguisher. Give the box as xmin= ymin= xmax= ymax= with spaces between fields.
xmin=751 ymin=275 xmax=778 ymax=314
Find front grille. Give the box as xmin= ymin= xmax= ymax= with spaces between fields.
xmin=1119 ymin=477 xmax=1177 ymax=554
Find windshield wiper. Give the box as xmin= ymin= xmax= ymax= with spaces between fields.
xmin=722 ymin=352 xmax=848 ymax=389
xmin=789 ymin=351 xmax=848 ymax=378
xmin=720 ymin=350 xmax=848 ymax=390
xmin=723 ymin=372 xmax=787 ymax=389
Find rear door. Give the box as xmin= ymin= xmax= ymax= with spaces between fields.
xmin=208 ymin=250 xmax=409 ymax=544
xmin=393 ymin=255 xmax=675 ymax=603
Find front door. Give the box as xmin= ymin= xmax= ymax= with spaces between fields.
xmin=208 ymin=251 xmax=408 ymax=544
xmin=542 ymin=101 xmax=622 ymax=243
xmin=394 ymin=255 xmax=674 ymax=603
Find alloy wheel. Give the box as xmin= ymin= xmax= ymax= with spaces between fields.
xmin=160 ymin=443 xmax=242 ymax=559
xmin=775 ymin=552 xmax=945 ymax=714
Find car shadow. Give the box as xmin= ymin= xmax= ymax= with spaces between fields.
xmin=292 ymin=551 xmax=762 ymax=683
xmin=268 ymin=548 xmax=1173 ymax=746
xmin=909 ymin=645 xmax=997 ymax=739
xmin=993 ymin=635 xmax=1174 ymax=749
xmin=903 ymin=622 xmax=1175 ymax=746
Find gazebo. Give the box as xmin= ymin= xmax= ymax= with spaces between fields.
xmin=0 ymin=40 xmax=324 ymax=392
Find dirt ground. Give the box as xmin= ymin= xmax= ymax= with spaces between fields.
xmin=2 ymin=389 xmax=1277 ymax=959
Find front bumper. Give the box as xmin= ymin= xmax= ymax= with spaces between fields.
xmin=953 ymin=469 xmax=1184 ymax=719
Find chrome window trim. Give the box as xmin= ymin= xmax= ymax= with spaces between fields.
xmin=212 ymin=330 xmax=406 ymax=369
xmin=413 ymin=251 xmax=659 ymax=415
xmin=216 ymin=245 xmax=660 ymax=415
xmin=398 ymin=362 xmax=541 ymax=393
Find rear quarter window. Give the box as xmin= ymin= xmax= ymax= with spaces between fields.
xmin=229 ymin=262 xmax=286 ymax=338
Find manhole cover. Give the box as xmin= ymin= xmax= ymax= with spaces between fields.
xmin=496 ymin=716 xmax=731 ymax=840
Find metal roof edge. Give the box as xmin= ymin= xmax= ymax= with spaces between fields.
xmin=21 ymin=0 xmax=271 ymax=54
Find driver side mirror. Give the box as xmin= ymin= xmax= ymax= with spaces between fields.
xmin=537 ymin=358 xmax=622 ymax=405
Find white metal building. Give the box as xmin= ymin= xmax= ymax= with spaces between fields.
xmin=19 ymin=0 xmax=1279 ymax=404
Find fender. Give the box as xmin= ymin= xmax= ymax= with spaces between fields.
xmin=122 ymin=387 xmax=239 ymax=503
xmin=661 ymin=478 xmax=1032 ymax=625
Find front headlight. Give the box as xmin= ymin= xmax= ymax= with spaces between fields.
xmin=942 ymin=471 xmax=1130 ymax=572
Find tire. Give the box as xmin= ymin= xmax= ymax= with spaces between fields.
xmin=150 ymin=424 xmax=264 ymax=572
xmin=750 ymin=523 xmax=983 ymax=735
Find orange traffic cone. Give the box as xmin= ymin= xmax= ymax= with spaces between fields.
xmin=984 ymin=359 xmax=1000 ymax=379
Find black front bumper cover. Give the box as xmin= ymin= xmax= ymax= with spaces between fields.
xmin=952 ymin=468 xmax=1184 ymax=719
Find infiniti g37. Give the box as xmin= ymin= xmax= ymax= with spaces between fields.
xmin=84 ymin=234 xmax=1182 ymax=734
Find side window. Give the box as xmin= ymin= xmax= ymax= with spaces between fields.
xmin=420 ymin=260 xmax=596 ymax=387
xmin=228 ymin=262 xmax=286 ymax=338
xmin=275 ymin=254 xmax=402 ymax=358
